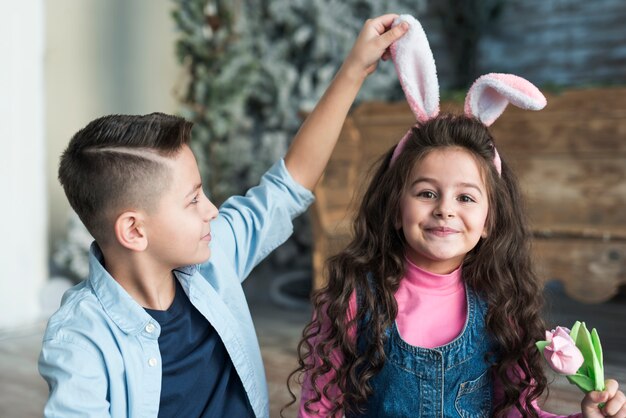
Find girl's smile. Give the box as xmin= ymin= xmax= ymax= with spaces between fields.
xmin=424 ymin=226 xmax=460 ymax=236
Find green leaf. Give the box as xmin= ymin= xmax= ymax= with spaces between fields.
xmin=569 ymin=321 xmax=581 ymax=342
xmin=591 ymin=328 xmax=604 ymax=369
xmin=591 ymin=347 xmax=605 ymax=391
xmin=567 ymin=373 xmax=595 ymax=393
xmin=591 ymin=328 xmax=605 ymax=391
xmin=576 ymin=322 xmax=595 ymax=373
xmin=536 ymin=340 xmax=549 ymax=353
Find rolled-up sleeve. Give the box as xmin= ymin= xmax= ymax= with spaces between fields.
xmin=208 ymin=159 xmax=315 ymax=281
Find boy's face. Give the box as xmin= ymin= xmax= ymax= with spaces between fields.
xmin=143 ymin=145 xmax=218 ymax=269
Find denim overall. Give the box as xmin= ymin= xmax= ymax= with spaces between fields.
xmin=348 ymin=285 xmax=498 ymax=418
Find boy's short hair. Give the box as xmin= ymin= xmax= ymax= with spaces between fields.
xmin=58 ymin=112 xmax=193 ymax=245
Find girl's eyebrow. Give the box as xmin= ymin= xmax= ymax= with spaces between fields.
xmin=458 ymin=182 xmax=484 ymax=196
xmin=410 ymin=176 xmax=437 ymax=187
xmin=410 ymin=178 xmax=483 ymax=196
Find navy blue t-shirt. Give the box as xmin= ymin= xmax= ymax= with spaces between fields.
xmin=145 ymin=279 xmax=254 ymax=418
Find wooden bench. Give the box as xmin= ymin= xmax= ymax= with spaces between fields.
xmin=311 ymin=88 xmax=626 ymax=303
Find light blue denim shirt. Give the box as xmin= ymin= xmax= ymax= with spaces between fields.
xmin=39 ymin=159 xmax=314 ymax=418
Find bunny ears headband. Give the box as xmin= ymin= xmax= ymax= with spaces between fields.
xmin=389 ymin=15 xmax=547 ymax=174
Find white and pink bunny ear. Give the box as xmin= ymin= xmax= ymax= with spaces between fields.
xmin=390 ymin=15 xmax=440 ymax=123
xmin=464 ymin=73 xmax=546 ymax=127
xmin=389 ymin=15 xmax=439 ymax=164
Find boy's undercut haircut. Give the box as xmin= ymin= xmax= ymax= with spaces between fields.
xmin=58 ymin=112 xmax=193 ymax=244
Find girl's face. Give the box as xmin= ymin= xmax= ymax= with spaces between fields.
xmin=398 ymin=147 xmax=489 ymax=274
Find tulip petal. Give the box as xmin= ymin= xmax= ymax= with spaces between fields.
xmin=553 ymin=327 xmax=573 ymax=341
xmin=546 ymin=351 xmax=564 ymax=372
xmin=550 ymin=335 xmax=569 ymax=351
xmin=543 ymin=341 xmax=584 ymax=375
xmin=539 ymin=321 xmax=605 ymax=394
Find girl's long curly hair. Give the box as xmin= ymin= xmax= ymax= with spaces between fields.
xmin=286 ymin=114 xmax=548 ymax=417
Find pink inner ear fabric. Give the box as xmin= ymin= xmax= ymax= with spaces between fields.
xmin=488 ymin=73 xmax=545 ymax=103
xmin=465 ymin=73 xmax=547 ymax=126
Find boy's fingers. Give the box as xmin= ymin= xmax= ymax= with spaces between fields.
xmin=378 ymin=21 xmax=409 ymax=47
xmin=367 ymin=14 xmax=400 ymax=34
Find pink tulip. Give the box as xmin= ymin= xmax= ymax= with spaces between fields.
xmin=543 ymin=327 xmax=584 ymax=375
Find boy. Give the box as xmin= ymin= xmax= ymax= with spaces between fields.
xmin=39 ymin=15 xmax=409 ymax=417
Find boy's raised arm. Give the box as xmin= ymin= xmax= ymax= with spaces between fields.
xmin=284 ymin=14 xmax=408 ymax=190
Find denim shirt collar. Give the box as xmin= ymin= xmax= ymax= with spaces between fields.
xmin=87 ymin=242 xmax=197 ymax=336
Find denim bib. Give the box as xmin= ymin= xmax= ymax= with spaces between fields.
xmin=349 ymin=284 xmax=497 ymax=418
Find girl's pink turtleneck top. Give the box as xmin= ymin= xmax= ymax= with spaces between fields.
xmin=298 ymin=259 xmax=582 ymax=418
xmin=392 ymin=258 xmax=467 ymax=348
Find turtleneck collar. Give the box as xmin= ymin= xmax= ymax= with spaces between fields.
xmin=403 ymin=256 xmax=463 ymax=295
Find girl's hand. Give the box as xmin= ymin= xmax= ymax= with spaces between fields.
xmin=581 ymin=379 xmax=626 ymax=417
xmin=340 ymin=14 xmax=409 ymax=81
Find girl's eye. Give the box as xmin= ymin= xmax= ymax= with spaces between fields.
xmin=190 ymin=195 xmax=199 ymax=204
xmin=417 ymin=190 xmax=437 ymax=199
xmin=458 ymin=194 xmax=476 ymax=203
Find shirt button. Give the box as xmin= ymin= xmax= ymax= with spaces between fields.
xmin=148 ymin=358 xmax=157 ymax=367
xmin=145 ymin=323 xmax=156 ymax=333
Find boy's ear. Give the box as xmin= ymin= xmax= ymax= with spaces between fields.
xmin=114 ymin=211 xmax=148 ymax=252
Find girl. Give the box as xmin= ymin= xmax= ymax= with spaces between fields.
xmin=287 ymin=15 xmax=626 ymax=418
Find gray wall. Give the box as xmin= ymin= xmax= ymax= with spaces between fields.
xmin=481 ymin=0 xmax=626 ymax=86
xmin=420 ymin=0 xmax=626 ymax=89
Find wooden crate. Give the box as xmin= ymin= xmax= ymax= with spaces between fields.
xmin=312 ymin=88 xmax=626 ymax=303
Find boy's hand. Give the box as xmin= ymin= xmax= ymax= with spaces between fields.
xmin=341 ymin=14 xmax=409 ymax=80
xmin=581 ymin=379 xmax=626 ymax=417
xmin=284 ymin=14 xmax=407 ymax=190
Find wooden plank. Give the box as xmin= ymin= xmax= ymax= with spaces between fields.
xmin=534 ymin=238 xmax=626 ymax=303
xmin=534 ymin=225 xmax=626 ymax=241
xmin=512 ymin=157 xmax=626 ymax=226
xmin=494 ymin=115 xmax=626 ymax=154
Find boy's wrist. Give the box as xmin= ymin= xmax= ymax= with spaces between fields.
xmin=335 ymin=61 xmax=368 ymax=88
